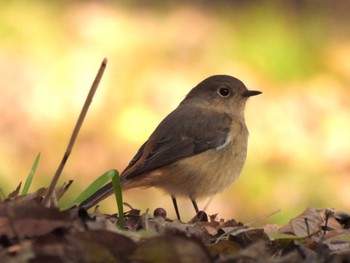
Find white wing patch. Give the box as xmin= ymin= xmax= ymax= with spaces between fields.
xmin=215 ymin=134 xmax=232 ymax=150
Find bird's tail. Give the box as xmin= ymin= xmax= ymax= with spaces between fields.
xmin=78 ymin=182 xmax=113 ymax=209
xmin=78 ymin=176 xmax=131 ymax=210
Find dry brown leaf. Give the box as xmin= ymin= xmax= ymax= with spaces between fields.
xmin=263 ymin=224 xmax=280 ymax=233
xmin=7 ymin=182 xmax=22 ymax=200
xmin=279 ymin=208 xmax=344 ymax=238
xmin=29 ymin=229 xmax=137 ymax=262
xmin=279 ymin=207 xmax=324 ymax=237
xmin=0 ymin=200 xmax=71 ymax=239
xmin=202 ymin=221 xmax=220 ymax=236
xmin=69 ymin=230 xmax=137 ymax=260
xmin=210 ymin=239 xmax=240 ymax=258
xmin=165 ymin=221 xmax=211 ymax=245
xmin=229 ymin=228 xmax=270 ymax=248
xmin=1 ymin=240 xmax=34 ymax=263
xmin=131 ymin=235 xmax=211 ymax=263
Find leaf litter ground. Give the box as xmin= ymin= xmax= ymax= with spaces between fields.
xmin=1 ymin=192 xmax=350 ymax=263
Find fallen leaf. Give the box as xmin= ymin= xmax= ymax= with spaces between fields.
xmin=131 ymin=234 xmax=211 ymax=263
xmin=0 ymin=200 xmax=71 ymax=239
xmin=279 ymin=208 xmax=323 ymax=237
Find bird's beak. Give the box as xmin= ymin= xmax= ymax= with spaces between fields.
xmin=242 ymin=90 xmax=262 ymax=97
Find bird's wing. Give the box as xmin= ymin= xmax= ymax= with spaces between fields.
xmin=122 ymin=107 xmax=232 ymax=179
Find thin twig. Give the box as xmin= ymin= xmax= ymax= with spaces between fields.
xmin=246 ymin=208 xmax=282 ymax=226
xmin=304 ymin=217 xmax=310 ymax=236
xmin=42 ymin=58 xmax=108 ymax=207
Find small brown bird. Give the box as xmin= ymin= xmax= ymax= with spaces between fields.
xmin=80 ymin=75 xmax=261 ymax=219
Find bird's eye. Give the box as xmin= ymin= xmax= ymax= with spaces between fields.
xmin=217 ymin=87 xmax=230 ymax=97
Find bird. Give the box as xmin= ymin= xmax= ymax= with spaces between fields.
xmin=80 ymin=75 xmax=261 ymax=220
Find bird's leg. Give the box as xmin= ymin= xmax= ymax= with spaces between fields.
xmin=191 ymin=197 xmax=207 ymax=222
xmin=171 ymin=195 xmax=181 ymax=220
xmin=191 ymin=197 xmax=199 ymax=214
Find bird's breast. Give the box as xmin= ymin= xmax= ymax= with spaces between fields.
xmin=153 ymin=120 xmax=249 ymax=198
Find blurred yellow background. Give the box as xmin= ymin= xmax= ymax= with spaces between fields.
xmin=1 ymin=1 xmax=350 ymax=224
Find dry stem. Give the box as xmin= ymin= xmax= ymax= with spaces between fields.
xmin=42 ymin=58 xmax=108 ymax=207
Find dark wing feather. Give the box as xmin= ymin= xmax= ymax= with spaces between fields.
xmin=122 ymin=140 xmax=147 ymax=172
xmin=124 ymin=106 xmax=232 ymax=179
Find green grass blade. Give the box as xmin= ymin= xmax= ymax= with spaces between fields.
xmin=111 ymin=171 xmax=124 ymax=229
xmin=22 ymin=153 xmax=41 ymax=195
xmin=62 ymin=169 xmax=117 ymax=210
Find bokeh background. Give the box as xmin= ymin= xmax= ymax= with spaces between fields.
xmin=1 ymin=1 xmax=350 ymax=224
